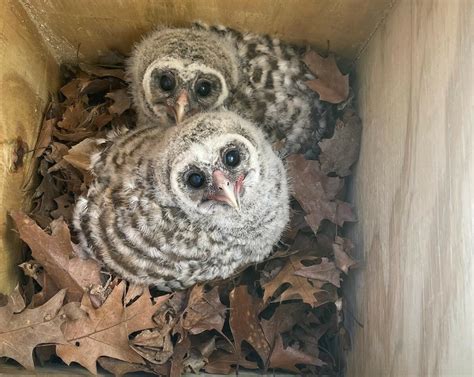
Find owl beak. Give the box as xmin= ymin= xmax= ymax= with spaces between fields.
xmin=174 ymin=90 xmax=189 ymax=124
xmin=210 ymin=170 xmax=241 ymax=212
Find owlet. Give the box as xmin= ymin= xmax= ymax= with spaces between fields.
xmin=127 ymin=23 xmax=330 ymax=155
xmin=73 ymin=111 xmax=289 ymax=290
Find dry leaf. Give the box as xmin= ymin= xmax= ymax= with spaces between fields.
xmin=319 ymin=108 xmax=362 ymax=176
xmin=57 ymin=281 xmax=169 ymax=374
xmin=303 ymin=51 xmax=349 ymax=104
xmin=10 ymin=211 xmax=102 ymax=302
xmin=170 ymin=335 xmax=191 ymax=377
xmin=0 ymin=289 xmax=66 ymax=370
xmin=262 ymin=251 xmax=327 ymax=306
xmin=229 ymin=285 xmax=270 ymax=362
xmin=287 ymin=155 xmax=355 ymax=232
xmin=294 ymin=257 xmax=341 ymax=287
xmin=333 ymin=236 xmax=357 ymax=274
xmin=268 ymin=334 xmax=323 ymax=373
xmin=130 ymin=328 xmax=174 ymax=365
xmin=50 ymin=194 xmax=74 ymax=222
xmin=181 ymin=285 xmax=226 ymax=335
xmin=58 ymin=102 xmax=87 ymax=130
xmin=34 ymin=119 xmax=55 ymax=158
xmin=204 ymin=350 xmax=259 ymax=374
xmin=63 ymin=137 xmax=99 ymax=172
xmin=106 ymin=88 xmax=131 ymax=116
xmin=261 ymin=303 xmax=307 ymax=350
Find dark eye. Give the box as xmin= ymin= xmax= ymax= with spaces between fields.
xmin=187 ymin=172 xmax=206 ymax=188
xmin=159 ymin=73 xmax=175 ymax=92
xmin=223 ymin=149 xmax=240 ymax=167
xmin=195 ymin=79 xmax=212 ymax=97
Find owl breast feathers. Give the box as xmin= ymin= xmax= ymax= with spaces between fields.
xmin=73 ymin=111 xmax=289 ymax=290
xmin=127 ymin=23 xmax=330 ymax=155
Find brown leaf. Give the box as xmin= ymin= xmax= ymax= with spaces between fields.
xmin=60 ymin=78 xmax=88 ymax=100
xmin=182 ymin=285 xmax=226 ymax=335
xmin=286 ymin=155 xmax=354 ymax=232
xmin=229 ymin=285 xmax=270 ymax=362
xmin=19 ymin=261 xmax=60 ymax=307
xmin=58 ymin=102 xmax=87 ymax=130
xmin=0 ymin=289 xmax=67 ymax=370
xmin=10 ymin=211 xmax=102 ymax=302
xmin=204 ymin=350 xmax=259 ymax=374
xmin=303 ymin=51 xmax=349 ymax=104
xmin=130 ymin=328 xmax=174 ymax=365
xmin=170 ymin=335 xmax=191 ymax=377
xmin=33 ymin=119 xmax=55 ymax=158
xmin=50 ymin=194 xmax=74 ymax=222
xmin=268 ymin=334 xmax=323 ymax=373
xmin=294 ymin=257 xmax=341 ymax=287
xmin=262 ymin=251 xmax=328 ymax=306
xmin=124 ymin=283 xmax=144 ymax=306
xmin=333 ymin=236 xmax=357 ymax=274
xmin=319 ymin=108 xmax=362 ymax=176
xmin=106 ymin=88 xmax=131 ymax=116
xmin=57 ymin=281 xmax=169 ymax=374
xmin=261 ymin=303 xmax=307 ymax=350
xmin=52 ymin=128 xmax=96 ymax=142
xmin=62 ymin=137 xmax=99 ymax=172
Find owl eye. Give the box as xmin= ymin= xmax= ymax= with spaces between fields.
xmin=159 ymin=72 xmax=176 ymax=92
xmin=187 ymin=172 xmax=206 ymax=188
xmin=223 ymin=149 xmax=240 ymax=167
xmin=195 ymin=79 xmax=212 ymax=97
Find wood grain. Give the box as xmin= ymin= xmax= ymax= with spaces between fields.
xmin=19 ymin=0 xmax=392 ymax=63
xmin=0 ymin=1 xmax=59 ymax=293
xmin=347 ymin=0 xmax=473 ymax=375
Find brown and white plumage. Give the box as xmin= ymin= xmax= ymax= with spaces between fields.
xmin=73 ymin=111 xmax=289 ymax=290
xmin=127 ymin=23 xmax=330 ymax=155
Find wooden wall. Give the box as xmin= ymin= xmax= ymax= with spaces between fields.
xmin=0 ymin=1 xmax=59 ymax=293
xmin=19 ymin=0 xmax=392 ymax=63
xmin=348 ymin=0 xmax=473 ymax=375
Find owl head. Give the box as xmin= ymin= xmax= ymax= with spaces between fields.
xmin=157 ymin=111 xmax=287 ymax=229
xmin=128 ymin=27 xmax=239 ymax=126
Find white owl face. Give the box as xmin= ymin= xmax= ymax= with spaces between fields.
xmin=142 ymin=58 xmax=230 ymax=124
xmin=169 ymin=132 xmax=261 ymax=220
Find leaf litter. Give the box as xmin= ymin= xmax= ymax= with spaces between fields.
xmin=1 ymin=53 xmax=360 ymax=375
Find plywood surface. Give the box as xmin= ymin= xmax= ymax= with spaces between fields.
xmin=347 ymin=0 xmax=473 ymax=375
xmin=0 ymin=1 xmax=59 ymax=293
xmin=19 ymin=0 xmax=393 ymax=63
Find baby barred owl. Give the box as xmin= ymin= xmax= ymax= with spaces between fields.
xmin=73 ymin=111 xmax=289 ymax=290
xmin=127 ymin=23 xmax=330 ymax=155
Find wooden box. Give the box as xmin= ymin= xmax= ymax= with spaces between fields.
xmin=0 ymin=0 xmax=472 ymax=375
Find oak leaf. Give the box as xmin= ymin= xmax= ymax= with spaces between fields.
xmin=303 ymin=51 xmax=349 ymax=104
xmin=333 ymin=236 xmax=357 ymax=274
xmin=229 ymin=286 xmax=270 ymax=362
xmin=11 ymin=211 xmax=102 ymax=302
xmin=262 ymin=252 xmax=329 ymax=306
xmin=319 ymin=108 xmax=362 ymax=176
xmin=0 ymin=289 xmax=66 ymax=370
xmin=181 ymin=285 xmax=226 ymax=335
xmin=268 ymin=334 xmax=323 ymax=373
xmin=286 ymin=155 xmax=355 ymax=232
xmin=294 ymin=257 xmax=341 ymax=287
xmin=56 ymin=281 xmax=169 ymax=374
